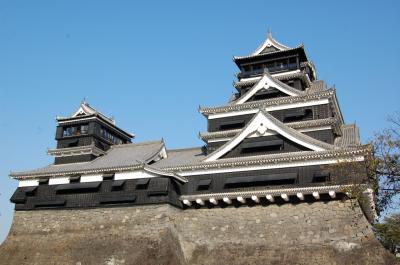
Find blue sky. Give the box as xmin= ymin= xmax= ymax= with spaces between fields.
xmin=1 ymin=0 xmax=399 ymax=243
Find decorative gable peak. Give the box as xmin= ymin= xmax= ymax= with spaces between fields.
xmin=252 ymin=31 xmax=290 ymax=56
xmin=70 ymin=101 xmax=116 ymax=125
xmin=204 ymin=110 xmax=335 ymax=162
xmin=233 ymin=72 xmax=306 ymax=105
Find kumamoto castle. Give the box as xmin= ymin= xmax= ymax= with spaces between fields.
xmin=0 ymin=33 xmax=397 ymax=265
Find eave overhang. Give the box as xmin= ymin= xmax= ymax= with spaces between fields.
xmin=232 ymin=73 xmax=306 ymax=105
xmin=47 ymin=144 xmax=106 ymax=157
xmin=180 ymin=184 xmax=363 ymax=201
xmin=57 ymin=114 xmax=134 ymax=139
xmin=163 ymin=145 xmax=370 ymax=173
xmin=235 ymin=71 xmax=312 ymax=90
xmin=200 ymin=117 xmax=341 ymax=143
xmin=233 ymin=45 xmax=308 ymax=67
xmin=10 ymin=163 xmax=188 ymax=183
xmin=199 ymin=89 xmax=335 ymax=116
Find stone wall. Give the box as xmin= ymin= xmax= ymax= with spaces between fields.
xmin=0 ymin=201 xmax=397 ymax=265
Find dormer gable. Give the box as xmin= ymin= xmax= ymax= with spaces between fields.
xmin=51 ymin=102 xmax=134 ymax=164
xmin=252 ymin=32 xmax=290 ymax=55
xmin=233 ymin=73 xmax=306 ymax=105
xmin=204 ymin=110 xmax=335 ymax=162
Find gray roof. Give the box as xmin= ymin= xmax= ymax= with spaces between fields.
xmin=200 ymin=89 xmax=335 ymax=115
xmin=234 ymin=72 xmax=312 ymax=89
xmin=200 ymin=117 xmax=340 ymax=142
xmin=335 ymin=124 xmax=361 ymax=148
xmin=234 ymin=44 xmax=305 ymax=61
xmin=162 ymin=147 xmax=369 ymax=172
xmin=11 ymin=140 xmax=165 ymax=178
xmin=230 ymin=72 xmax=306 ymax=105
xmin=10 ymin=123 xmax=364 ymax=179
xmin=153 ymin=147 xmax=205 ymax=168
xmin=309 ymin=80 xmax=327 ymax=93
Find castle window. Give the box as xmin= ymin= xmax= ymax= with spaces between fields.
xmin=147 ymin=178 xmax=169 ymax=196
xmin=253 ymin=64 xmax=262 ymax=70
xmin=63 ymin=124 xmax=89 ymax=137
xmin=68 ymin=140 xmax=79 ymax=147
xmin=100 ymin=127 xmax=123 ymax=145
xmin=24 ymin=186 xmax=37 ymax=196
xmin=312 ymin=172 xmax=331 ymax=183
xmin=288 ymin=57 xmax=297 ymax=69
xmin=252 ymin=88 xmax=283 ymax=101
xmin=112 ymin=180 xmax=125 ymax=191
xmin=103 ymin=173 xmax=115 ymax=181
xmin=219 ymin=120 xmax=245 ymax=130
xmin=283 ymin=109 xmax=313 ymax=122
xmin=69 ymin=176 xmax=81 ymax=183
xmin=197 ymin=179 xmax=212 ymax=191
xmin=241 ymin=139 xmax=283 ymax=153
xmin=276 ymin=59 xmax=288 ymax=71
xmin=224 ymin=173 xmax=297 ymax=188
xmin=39 ymin=179 xmax=49 ymax=185
xmin=265 ymin=62 xmax=275 ymax=72
xmin=135 ymin=178 xmax=150 ymax=190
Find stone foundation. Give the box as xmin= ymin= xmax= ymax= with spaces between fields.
xmin=0 ymin=201 xmax=397 ymax=265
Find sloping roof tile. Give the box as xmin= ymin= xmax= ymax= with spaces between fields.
xmin=10 ymin=140 xmax=165 ymax=178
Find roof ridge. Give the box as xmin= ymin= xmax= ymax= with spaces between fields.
xmin=200 ymin=89 xmax=335 ymax=114
xmin=163 ymin=146 xmax=370 ymax=171
xmin=231 ymin=73 xmax=305 ymax=105
xmin=111 ymin=140 xmax=163 ymax=149
xmin=167 ymin=146 xmax=203 ymax=152
xmin=234 ymin=44 xmax=304 ymax=61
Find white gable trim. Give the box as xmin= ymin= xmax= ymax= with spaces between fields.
xmin=234 ymin=74 xmax=303 ymax=105
xmin=208 ymin=98 xmax=330 ymax=119
xmin=207 ymin=126 xmax=333 ymax=143
xmin=204 ymin=111 xmax=330 ymax=162
xmin=252 ymin=33 xmax=289 ymax=55
xmin=72 ymin=103 xmax=96 ymax=117
xmin=239 ymin=70 xmax=301 ymax=83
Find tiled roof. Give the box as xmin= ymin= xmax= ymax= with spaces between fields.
xmin=199 ymin=89 xmax=335 ymax=115
xmin=200 ymin=117 xmax=340 ymax=142
xmin=202 ymin=110 xmax=336 ymax=162
xmin=335 ymin=124 xmax=361 ymax=147
xmin=250 ymin=32 xmax=290 ymax=56
xmin=161 ymin=146 xmax=370 ymax=172
xmin=230 ymin=72 xmax=306 ymax=105
xmin=234 ymin=72 xmax=312 ymax=89
xmin=234 ymin=45 xmax=305 ymax=61
xmin=10 ymin=140 xmax=165 ymax=178
xmin=11 ymin=139 xmax=369 ymax=179
xmin=152 ymin=147 xmax=205 ymax=168
xmin=309 ymin=80 xmax=327 ymax=93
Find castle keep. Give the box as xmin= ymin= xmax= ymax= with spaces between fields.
xmin=0 ymin=33 xmax=396 ymax=265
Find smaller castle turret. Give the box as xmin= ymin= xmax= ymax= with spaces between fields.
xmin=49 ymin=101 xmax=134 ymax=164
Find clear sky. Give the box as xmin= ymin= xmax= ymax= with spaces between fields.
xmin=1 ymin=0 xmax=400 ymax=243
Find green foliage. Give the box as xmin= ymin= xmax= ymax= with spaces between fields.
xmin=375 ymin=213 xmax=400 ymax=255
xmin=372 ymin=112 xmax=400 ymax=212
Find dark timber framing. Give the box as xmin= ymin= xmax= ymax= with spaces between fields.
xmin=8 ymin=33 xmax=374 ymax=223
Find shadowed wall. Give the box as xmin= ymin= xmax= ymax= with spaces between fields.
xmin=0 ymin=201 xmax=397 ymax=265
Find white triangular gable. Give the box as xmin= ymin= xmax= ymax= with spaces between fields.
xmin=72 ymin=103 xmax=96 ymax=117
xmin=234 ymin=73 xmax=305 ymax=105
xmin=252 ymin=33 xmax=290 ymax=56
xmin=204 ymin=111 xmax=334 ymax=162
